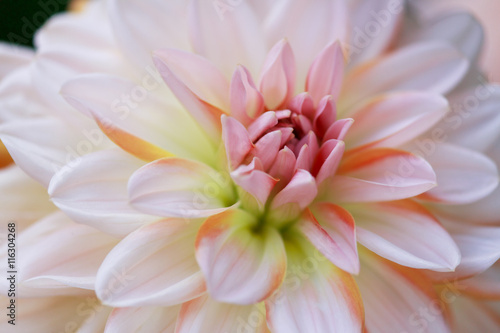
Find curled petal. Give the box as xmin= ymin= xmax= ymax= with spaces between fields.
xmin=313 ymin=139 xmax=345 ymax=186
xmin=251 ymin=130 xmax=283 ymax=170
xmin=306 ymin=41 xmax=345 ymax=104
xmin=247 ymin=111 xmax=279 ymax=142
xmin=231 ymin=158 xmax=278 ymax=209
xmin=270 ymin=169 xmax=318 ymax=224
xmin=222 ymin=115 xmax=254 ymax=170
xmin=313 ymin=96 xmax=337 ymax=138
xmin=230 ymin=65 xmax=265 ymax=125
xmin=259 ymin=39 xmax=296 ymax=110
xmin=323 ymin=118 xmax=354 ymax=142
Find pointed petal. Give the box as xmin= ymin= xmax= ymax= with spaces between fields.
xmin=355 ymin=249 xmax=451 ymax=333
xmin=230 ymin=65 xmax=265 ymax=125
xmin=222 ymin=115 xmax=254 ymax=170
xmin=296 ymin=208 xmax=359 ymax=274
xmin=153 ymin=48 xmax=229 ymax=110
xmin=324 ymin=118 xmax=354 ymax=142
xmin=176 ymin=295 xmax=269 ymax=333
xmin=352 ymin=200 xmax=461 ymax=271
xmin=195 ymin=209 xmax=286 ymax=304
xmin=264 ymin=0 xmax=348 ymax=86
xmin=259 ymin=39 xmax=296 ymax=110
xmin=129 ymin=157 xmax=234 ymax=219
xmin=306 ymin=41 xmax=345 ymax=104
xmin=294 ymin=132 xmax=320 ymax=171
xmin=188 ymin=0 xmax=267 ymax=76
xmin=329 ymin=148 xmax=437 ymax=202
xmin=265 ymin=238 xmax=364 ymax=333
xmin=313 ymin=96 xmax=337 ymax=138
xmin=105 ymin=306 xmax=180 ymax=333
xmin=289 ymin=92 xmax=315 ymax=119
xmin=247 ymin=111 xmax=279 ymax=142
xmin=96 ymin=219 xmax=206 ymax=307
xmin=346 ymin=92 xmax=449 ymax=150
xmin=341 ymin=41 xmax=469 ymax=110
xmin=269 ymin=146 xmax=297 ymax=187
xmin=48 ymin=149 xmax=155 ymax=237
xmin=251 ymin=130 xmax=282 ymax=170
xmin=416 ymin=143 xmax=499 ymax=204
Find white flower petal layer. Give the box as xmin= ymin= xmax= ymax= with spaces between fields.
xmin=96 ymin=219 xmax=206 ymax=307
xmin=355 ymin=250 xmax=451 ymax=333
xmin=328 ymin=148 xmax=437 ymax=203
xmin=104 ymin=305 xmax=180 ymax=333
xmin=0 ymin=165 xmax=55 ymax=232
xmin=417 ymin=143 xmax=498 ymax=204
xmin=346 ymin=92 xmax=449 ymax=150
xmin=1 ymin=212 xmax=117 ymax=297
xmin=352 ymin=200 xmax=461 ymax=271
xmin=400 ymin=11 xmax=484 ymax=63
xmin=107 ymin=0 xmax=190 ymax=66
xmin=0 ymin=296 xmax=111 ymax=333
xmin=341 ymin=41 xmax=469 ymax=111
xmin=49 ymin=149 xmax=155 ymax=237
xmin=175 ymin=295 xmax=269 ymax=333
xmin=129 ymin=157 xmax=235 ymax=219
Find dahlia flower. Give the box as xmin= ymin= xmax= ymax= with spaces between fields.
xmin=1 ymin=0 xmax=500 ymax=332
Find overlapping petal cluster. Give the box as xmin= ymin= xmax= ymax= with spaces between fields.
xmin=0 ymin=0 xmax=500 ymax=332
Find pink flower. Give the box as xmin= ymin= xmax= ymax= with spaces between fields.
xmin=1 ymin=0 xmax=500 ymax=331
